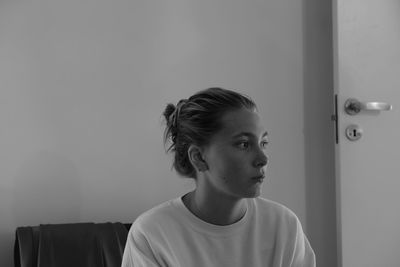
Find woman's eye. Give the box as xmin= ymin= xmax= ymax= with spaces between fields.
xmin=236 ymin=140 xmax=268 ymax=150
xmin=237 ymin=141 xmax=249 ymax=149
xmin=260 ymin=140 xmax=269 ymax=148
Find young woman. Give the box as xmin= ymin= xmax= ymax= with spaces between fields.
xmin=121 ymin=87 xmax=315 ymax=267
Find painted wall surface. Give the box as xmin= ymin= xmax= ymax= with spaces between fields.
xmin=0 ymin=0 xmax=335 ymax=266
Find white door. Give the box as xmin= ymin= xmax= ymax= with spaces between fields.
xmin=333 ymin=0 xmax=400 ymax=266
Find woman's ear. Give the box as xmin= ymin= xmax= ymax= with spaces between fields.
xmin=187 ymin=145 xmax=208 ymax=172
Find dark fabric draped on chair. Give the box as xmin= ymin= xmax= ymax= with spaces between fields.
xmin=14 ymin=222 xmax=131 ymax=267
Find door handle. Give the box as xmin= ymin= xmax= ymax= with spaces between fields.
xmin=344 ymin=98 xmax=393 ymax=115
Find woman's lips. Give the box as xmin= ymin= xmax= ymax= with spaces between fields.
xmin=252 ymin=174 xmax=265 ymax=183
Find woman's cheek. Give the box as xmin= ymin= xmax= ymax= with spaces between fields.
xmin=226 ymin=155 xmax=247 ymax=175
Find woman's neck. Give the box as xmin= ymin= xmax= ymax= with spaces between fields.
xmin=183 ymin=190 xmax=247 ymax=226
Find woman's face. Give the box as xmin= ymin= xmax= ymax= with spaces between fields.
xmin=201 ymin=108 xmax=269 ymax=199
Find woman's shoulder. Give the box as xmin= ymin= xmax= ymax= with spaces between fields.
xmin=253 ymin=197 xmax=300 ymax=223
xmin=131 ymin=197 xmax=182 ymax=232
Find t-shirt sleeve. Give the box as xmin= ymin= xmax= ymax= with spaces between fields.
xmin=290 ymin=216 xmax=316 ymax=267
xmin=121 ymin=227 xmax=161 ymax=267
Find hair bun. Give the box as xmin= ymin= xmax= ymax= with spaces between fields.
xmin=163 ymin=103 xmax=177 ymax=126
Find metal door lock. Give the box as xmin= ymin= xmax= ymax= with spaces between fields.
xmin=345 ymin=124 xmax=363 ymax=141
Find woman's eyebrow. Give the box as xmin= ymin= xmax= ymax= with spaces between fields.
xmin=232 ymin=131 xmax=268 ymax=139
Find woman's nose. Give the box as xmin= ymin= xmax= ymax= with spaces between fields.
xmin=254 ymin=151 xmax=268 ymax=168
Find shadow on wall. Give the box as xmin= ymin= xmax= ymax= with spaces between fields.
xmin=302 ymin=0 xmax=337 ymax=267
xmin=13 ymin=150 xmax=82 ymax=226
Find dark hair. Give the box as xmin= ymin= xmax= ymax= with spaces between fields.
xmin=162 ymin=87 xmax=257 ymax=178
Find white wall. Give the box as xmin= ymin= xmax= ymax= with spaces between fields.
xmin=0 ymin=0 xmax=336 ymax=266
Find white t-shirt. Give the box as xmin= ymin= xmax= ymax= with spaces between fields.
xmin=121 ymin=196 xmax=316 ymax=267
